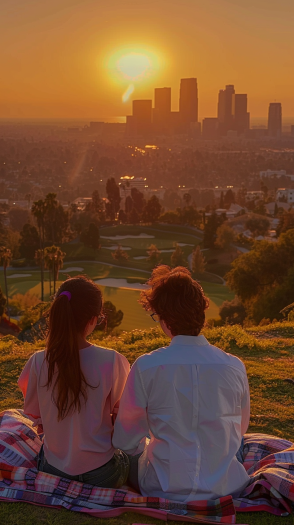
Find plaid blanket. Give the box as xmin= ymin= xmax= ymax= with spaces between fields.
xmin=0 ymin=411 xmax=293 ymax=524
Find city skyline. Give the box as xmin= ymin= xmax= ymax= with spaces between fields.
xmin=1 ymin=0 xmax=294 ymax=119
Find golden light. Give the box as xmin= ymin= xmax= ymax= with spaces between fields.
xmin=117 ymin=53 xmax=152 ymax=81
xmin=107 ymin=46 xmax=163 ymax=103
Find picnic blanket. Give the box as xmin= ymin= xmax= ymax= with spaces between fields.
xmin=0 ymin=411 xmax=293 ymax=524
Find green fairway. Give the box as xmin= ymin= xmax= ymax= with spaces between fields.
xmin=0 ymin=224 xmax=235 ymax=328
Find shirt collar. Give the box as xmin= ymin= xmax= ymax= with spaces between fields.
xmin=169 ymin=334 xmax=209 ymax=346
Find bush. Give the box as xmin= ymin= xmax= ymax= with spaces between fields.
xmin=219 ymin=297 xmax=246 ymax=326
xmin=11 ymin=259 xmax=27 ymax=268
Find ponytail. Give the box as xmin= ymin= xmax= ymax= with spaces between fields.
xmin=45 ymin=276 xmax=102 ymax=421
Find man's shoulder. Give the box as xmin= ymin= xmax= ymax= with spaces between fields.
xmin=133 ymin=346 xmax=169 ymax=372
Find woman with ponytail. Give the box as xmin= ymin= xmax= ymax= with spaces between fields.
xmin=18 ymin=276 xmax=130 ymax=487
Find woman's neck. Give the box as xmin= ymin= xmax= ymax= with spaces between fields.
xmin=77 ymin=335 xmax=92 ymax=351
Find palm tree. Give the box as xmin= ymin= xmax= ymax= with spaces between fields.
xmin=44 ymin=247 xmax=54 ymax=297
xmin=0 ymin=247 xmax=12 ymax=320
xmin=44 ymin=193 xmax=58 ymax=243
xmin=34 ymin=249 xmax=45 ymax=300
xmin=31 ymin=200 xmax=46 ymax=301
xmin=48 ymin=246 xmax=66 ymax=293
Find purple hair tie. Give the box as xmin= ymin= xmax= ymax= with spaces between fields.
xmin=59 ymin=291 xmax=72 ymax=301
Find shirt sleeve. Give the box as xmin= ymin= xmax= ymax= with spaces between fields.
xmin=241 ymin=369 xmax=250 ymax=436
xmin=110 ymin=352 xmax=130 ymax=415
xmin=18 ymin=353 xmax=42 ymax=425
xmin=112 ymin=359 xmax=149 ymax=455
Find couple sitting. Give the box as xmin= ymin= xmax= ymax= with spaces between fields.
xmin=18 ymin=266 xmax=250 ymax=502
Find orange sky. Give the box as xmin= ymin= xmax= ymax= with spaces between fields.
xmin=1 ymin=0 xmax=294 ymax=120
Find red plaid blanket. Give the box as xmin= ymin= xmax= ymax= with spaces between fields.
xmin=0 ymin=410 xmax=293 ymax=523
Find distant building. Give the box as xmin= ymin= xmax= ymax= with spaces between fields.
xmin=153 ymin=87 xmax=171 ymax=135
xmin=233 ymin=94 xmax=250 ymax=135
xmin=268 ymin=103 xmax=282 ymax=138
xmin=126 ymin=115 xmax=137 ymax=136
xmin=276 ymin=188 xmax=294 ymax=204
xmin=179 ymin=78 xmax=198 ymax=129
xmin=132 ymin=100 xmax=152 ymax=135
xmin=202 ymin=118 xmax=219 ymax=139
xmin=89 ymin=122 xmax=104 ymax=133
xmin=260 ymin=169 xmax=287 ymax=178
xmin=218 ymin=85 xmax=235 ymax=135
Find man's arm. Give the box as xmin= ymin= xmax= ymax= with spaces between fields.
xmin=112 ymin=360 xmax=149 ymax=455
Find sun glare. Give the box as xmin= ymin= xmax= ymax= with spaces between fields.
xmin=107 ymin=46 xmax=163 ymax=103
xmin=117 ymin=53 xmax=152 ymax=81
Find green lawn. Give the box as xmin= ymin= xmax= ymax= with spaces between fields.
xmin=1 ymin=323 xmax=294 ymax=524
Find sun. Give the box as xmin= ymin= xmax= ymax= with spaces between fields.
xmin=106 ymin=46 xmax=163 ymax=102
xmin=117 ymin=52 xmax=152 ymax=81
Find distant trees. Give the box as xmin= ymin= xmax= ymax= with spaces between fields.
xmin=171 ymin=243 xmax=187 ymax=267
xmin=159 ymin=206 xmax=201 ymax=227
xmin=276 ymin=211 xmax=294 ymax=237
xmin=147 ymin=244 xmax=161 ymax=267
xmin=203 ymin=213 xmax=226 ymax=248
xmin=215 ymin=223 xmax=235 ymax=250
xmin=0 ymin=286 xmax=6 ymax=319
xmin=219 ymin=297 xmax=246 ymax=326
xmin=19 ymin=224 xmax=40 ymax=260
xmin=191 ymin=245 xmax=206 ymax=275
xmin=142 ymin=196 xmax=162 ymax=223
xmin=106 ymin=178 xmax=121 ymax=220
xmin=226 ymin=230 xmax=294 ymax=324
xmin=245 ymin=217 xmax=270 ymax=238
xmin=80 ymin=223 xmax=100 ymax=251
xmin=0 ymin=247 xmax=12 ymax=320
xmin=96 ymin=300 xmax=123 ymax=333
xmin=111 ymin=245 xmax=129 ymax=263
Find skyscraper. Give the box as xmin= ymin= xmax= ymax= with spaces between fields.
xmin=153 ymin=87 xmax=171 ymax=134
xmin=233 ymin=94 xmax=250 ymax=135
xmin=218 ymin=85 xmax=235 ymax=135
xmin=268 ymin=103 xmax=282 ymax=138
xmin=132 ymin=100 xmax=152 ymax=135
xmin=179 ymin=78 xmax=198 ymax=128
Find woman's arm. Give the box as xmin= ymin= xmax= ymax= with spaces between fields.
xmin=111 ymin=352 xmax=130 ymax=423
xmin=112 ymin=360 xmax=149 ymax=455
xmin=18 ymin=354 xmax=42 ymax=425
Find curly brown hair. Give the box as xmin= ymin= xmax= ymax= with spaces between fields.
xmin=140 ymin=265 xmax=209 ymax=336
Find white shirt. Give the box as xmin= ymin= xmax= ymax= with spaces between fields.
xmin=18 ymin=345 xmax=130 ymax=475
xmin=113 ymin=335 xmax=250 ymax=501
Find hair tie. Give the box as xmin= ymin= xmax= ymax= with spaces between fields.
xmin=59 ymin=291 xmax=72 ymax=301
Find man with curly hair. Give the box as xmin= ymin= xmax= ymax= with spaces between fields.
xmin=113 ymin=266 xmax=250 ymax=501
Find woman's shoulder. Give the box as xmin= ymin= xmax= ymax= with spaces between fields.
xmin=85 ymin=344 xmax=129 ymax=365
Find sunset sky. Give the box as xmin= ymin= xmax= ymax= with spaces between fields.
xmin=1 ymin=0 xmax=294 ymax=120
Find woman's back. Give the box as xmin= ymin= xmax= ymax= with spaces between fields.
xmin=19 ymin=345 xmax=129 ymax=476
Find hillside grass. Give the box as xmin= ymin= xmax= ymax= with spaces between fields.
xmin=1 ymin=322 xmax=294 ymax=524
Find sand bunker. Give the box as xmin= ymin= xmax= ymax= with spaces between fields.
xmin=133 ymin=256 xmax=147 ymax=260
xmin=178 ymin=243 xmax=194 ymax=247
xmin=103 ymin=245 xmax=131 ymax=250
xmin=7 ymin=274 xmax=32 ymax=279
xmin=101 ymin=233 xmax=154 ymax=240
xmin=62 ymin=267 xmax=84 ymax=273
xmin=95 ymin=278 xmax=148 ymax=291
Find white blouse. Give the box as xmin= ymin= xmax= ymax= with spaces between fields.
xmin=113 ymin=335 xmax=250 ymax=502
xmin=18 ymin=345 xmax=130 ymax=475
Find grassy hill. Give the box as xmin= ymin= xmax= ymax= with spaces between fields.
xmin=1 ymin=323 xmax=294 ymax=524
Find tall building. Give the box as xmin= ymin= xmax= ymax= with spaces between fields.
xmin=233 ymin=94 xmax=250 ymax=135
xmin=268 ymin=103 xmax=282 ymax=138
xmin=132 ymin=100 xmax=152 ymax=135
xmin=179 ymin=78 xmax=198 ymax=129
xmin=218 ymin=85 xmax=235 ymax=135
xmin=202 ymin=118 xmax=219 ymax=140
xmin=153 ymin=87 xmax=171 ymax=134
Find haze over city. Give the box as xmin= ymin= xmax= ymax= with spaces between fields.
xmin=1 ymin=0 xmax=294 ymax=119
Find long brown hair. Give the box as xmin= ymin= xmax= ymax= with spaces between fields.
xmin=46 ymin=276 xmax=102 ymax=421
